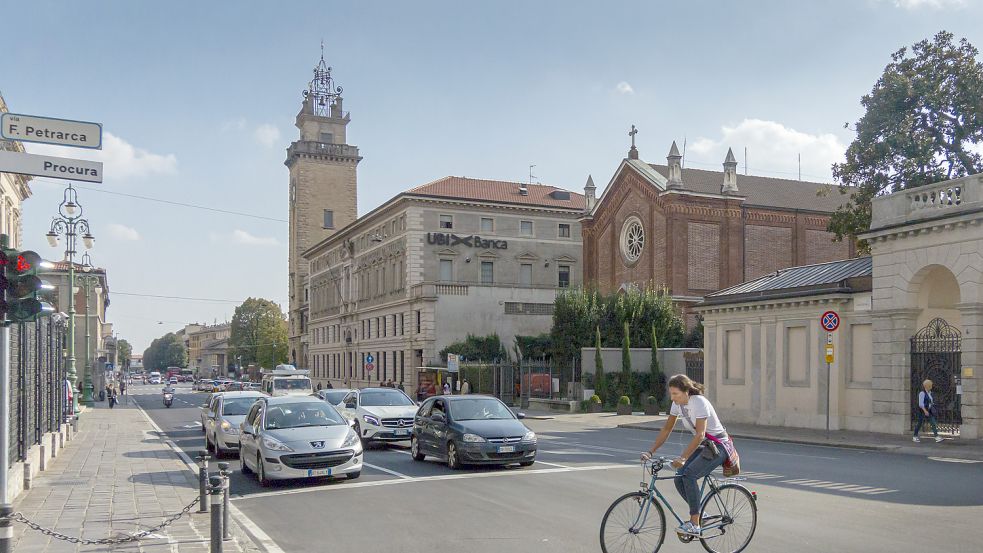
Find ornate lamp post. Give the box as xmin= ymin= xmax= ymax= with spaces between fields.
xmin=45 ymin=183 xmax=95 ymax=412
xmin=76 ymin=253 xmax=102 ymax=405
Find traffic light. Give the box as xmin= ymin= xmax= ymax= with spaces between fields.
xmin=0 ymin=248 xmax=55 ymax=323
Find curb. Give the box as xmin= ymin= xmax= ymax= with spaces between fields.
xmin=616 ymin=423 xmax=897 ymax=452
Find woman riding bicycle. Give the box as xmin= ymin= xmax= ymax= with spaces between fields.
xmin=641 ymin=374 xmax=732 ymax=537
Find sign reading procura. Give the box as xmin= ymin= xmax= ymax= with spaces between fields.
xmin=0 ymin=150 xmax=103 ymax=183
xmin=2 ymin=113 xmax=103 ymax=149
xmin=426 ymin=233 xmax=508 ymax=250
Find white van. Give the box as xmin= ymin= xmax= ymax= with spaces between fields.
xmin=261 ymin=365 xmax=313 ymax=397
xmin=149 ymin=371 xmax=162 ymax=384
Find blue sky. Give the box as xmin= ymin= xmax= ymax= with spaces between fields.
xmin=3 ymin=0 xmax=980 ymax=351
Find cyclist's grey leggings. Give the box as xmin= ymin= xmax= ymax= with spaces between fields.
xmin=675 ymin=445 xmax=728 ymax=516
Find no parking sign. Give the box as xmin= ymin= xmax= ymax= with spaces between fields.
xmin=821 ymin=311 xmax=840 ymax=332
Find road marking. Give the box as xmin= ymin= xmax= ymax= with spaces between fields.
xmin=533 ymin=460 xmax=571 ymax=469
xmin=233 ymin=463 xmax=634 ymax=502
xmin=735 ymin=471 xmax=785 ymax=480
xmin=363 ymin=462 xmax=412 ymax=479
xmin=929 ymin=456 xmax=983 ymax=464
xmin=539 ymin=450 xmax=614 ymax=457
xmin=780 ymin=478 xmax=897 ymax=495
xmin=390 ymin=449 xmax=412 ymax=456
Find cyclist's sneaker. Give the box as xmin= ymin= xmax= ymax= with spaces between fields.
xmin=912 ymin=436 xmax=920 ymax=442
xmin=677 ymin=522 xmax=702 ymax=537
xmin=935 ymin=436 xmax=944 ymax=443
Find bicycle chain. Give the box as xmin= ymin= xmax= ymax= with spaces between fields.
xmin=2 ymin=495 xmax=200 ymax=545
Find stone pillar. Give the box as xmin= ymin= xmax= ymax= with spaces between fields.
xmin=957 ymin=302 xmax=983 ymax=439
xmin=870 ymin=308 xmax=920 ymax=434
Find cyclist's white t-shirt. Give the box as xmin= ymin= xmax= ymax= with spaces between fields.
xmin=670 ymin=395 xmax=726 ymax=437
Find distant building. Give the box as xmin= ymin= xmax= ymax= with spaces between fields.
xmin=187 ymin=323 xmax=231 ymax=374
xmin=0 ymin=93 xmax=32 ymax=246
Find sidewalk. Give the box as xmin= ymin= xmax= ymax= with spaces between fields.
xmin=9 ymin=399 xmax=262 ymax=553
xmin=522 ymin=409 xmax=983 ymax=461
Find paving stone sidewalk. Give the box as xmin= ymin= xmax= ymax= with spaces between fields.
xmin=9 ymin=400 xmax=262 ymax=553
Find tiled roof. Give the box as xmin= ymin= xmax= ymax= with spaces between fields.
xmin=648 ymin=164 xmax=849 ymax=212
xmin=705 ymin=256 xmax=872 ymax=303
xmin=45 ymin=260 xmax=106 ymax=274
xmin=406 ymin=176 xmax=585 ymax=210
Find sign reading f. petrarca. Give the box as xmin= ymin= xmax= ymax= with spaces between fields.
xmin=0 ymin=150 xmax=103 ymax=183
xmin=1 ymin=113 xmax=102 ymax=149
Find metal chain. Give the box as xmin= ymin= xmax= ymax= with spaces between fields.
xmin=2 ymin=495 xmax=201 ymax=545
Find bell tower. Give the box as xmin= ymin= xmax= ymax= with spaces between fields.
xmin=285 ymin=47 xmax=360 ymax=367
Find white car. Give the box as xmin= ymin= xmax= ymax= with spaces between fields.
xmin=202 ymin=391 xmax=264 ymax=457
xmin=339 ymin=388 xmax=418 ymax=445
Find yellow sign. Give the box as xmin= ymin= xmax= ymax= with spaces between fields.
xmin=824 ymin=345 xmax=835 ymax=364
xmin=964 ymin=367 xmax=974 ymax=378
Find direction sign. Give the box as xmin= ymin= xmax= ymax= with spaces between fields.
xmin=821 ymin=311 xmax=840 ymax=332
xmin=0 ymin=150 xmax=103 ymax=183
xmin=365 ymin=354 xmax=374 ymax=364
xmin=2 ymin=113 xmax=102 ymax=149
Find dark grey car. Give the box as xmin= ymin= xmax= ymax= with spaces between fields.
xmin=410 ymin=395 xmax=536 ymax=469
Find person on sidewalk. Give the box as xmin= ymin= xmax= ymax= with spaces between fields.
xmin=461 ymin=378 xmax=470 ymax=395
xmin=640 ymin=374 xmax=734 ymax=538
xmin=108 ymin=385 xmax=118 ymax=409
xmin=913 ymin=379 xmax=943 ymax=443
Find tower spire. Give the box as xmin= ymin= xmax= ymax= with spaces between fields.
xmin=303 ymin=43 xmax=344 ymax=118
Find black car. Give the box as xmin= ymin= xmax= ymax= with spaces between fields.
xmin=411 ymin=395 xmax=536 ymax=469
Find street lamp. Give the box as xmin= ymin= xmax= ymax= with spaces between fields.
xmin=76 ymin=252 xmax=102 ymax=406
xmin=46 ymin=183 xmax=95 ymax=412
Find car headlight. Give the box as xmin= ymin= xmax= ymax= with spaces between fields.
xmin=220 ymin=421 xmax=238 ymax=435
xmin=522 ymin=431 xmax=536 ymax=442
xmin=462 ymin=433 xmax=486 ymax=443
xmin=261 ymin=436 xmax=293 ymax=452
xmin=362 ymin=415 xmax=381 ymax=426
xmin=342 ymin=429 xmax=360 ymax=448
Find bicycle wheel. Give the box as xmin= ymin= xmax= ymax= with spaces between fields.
xmin=600 ymin=491 xmax=666 ymax=553
xmin=698 ymin=484 xmax=757 ymax=553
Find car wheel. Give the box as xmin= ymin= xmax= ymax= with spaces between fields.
xmin=257 ymin=454 xmax=270 ymax=487
xmin=239 ymin=446 xmax=252 ymax=474
xmin=346 ymin=471 xmax=361 ymax=480
xmin=519 ymin=460 xmax=535 ymax=467
xmin=410 ymin=435 xmax=425 ymax=461
xmin=446 ymin=441 xmax=462 ymax=470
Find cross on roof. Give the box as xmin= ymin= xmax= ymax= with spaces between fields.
xmin=629 ymin=125 xmax=638 ymax=148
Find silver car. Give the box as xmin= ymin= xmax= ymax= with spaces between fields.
xmin=238 ymin=395 xmax=362 ymax=486
xmin=202 ymin=391 xmax=264 ymax=457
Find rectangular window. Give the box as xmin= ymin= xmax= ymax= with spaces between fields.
xmin=481 ymin=261 xmax=494 ymax=284
xmin=323 ymin=210 xmax=334 ymax=229
xmin=399 ymin=350 xmax=405 ymax=385
xmin=320 ymin=132 xmax=333 ymax=143
xmin=416 ymin=310 xmax=421 ymax=333
xmin=439 ymin=214 xmax=453 ymax=229
xmin=558 ymin=265 xmax=570 ymax=288
xmin=439 ymin=259 xmax=453 ymax=281
xmin=558 ymin=223 xmax=571 ymax=238
xmin=725 ymin=329 xmax=745 ymax=383
xmin=480 ymin=217 xmax=494 ymax=232
xmin=520 ymin=264 xmax=532 ymax=286
xmin=520 ymin=220 xmax=534 ymax=236
xmin=399 ymin=313 xmax=404 ymax=335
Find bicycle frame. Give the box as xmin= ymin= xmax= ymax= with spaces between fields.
xmin=629 ymin=466 xmax=731 ymax=534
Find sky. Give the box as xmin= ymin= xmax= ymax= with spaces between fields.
xmin=2 ymin=0 xmax=980 ymax=352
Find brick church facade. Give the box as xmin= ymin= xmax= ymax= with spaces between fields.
xmin=580 ymin=140 xmax=856 ymax=325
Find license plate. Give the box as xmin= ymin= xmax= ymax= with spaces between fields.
xmin=307 ymin=468 xmax=331 ymax=477
xmin=395 ymin=429 xmax=409 ymax=436
xmin=497 ymin=446 xmax=516 ymax=453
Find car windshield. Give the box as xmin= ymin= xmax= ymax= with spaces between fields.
xmin=360 ymin=390 xmax=413 ymax=407
xmin=264 ymin=403 xmax=346 ymax=429
xmin=321 ymin=390 xmax=348 ymax=404
xmin=450 ymin=398 xmax=515 ymax=421
xmin=273 ymin=378 xmax=311 ymax=390
xmin=222 ymin=397 xmax=258 ymax=416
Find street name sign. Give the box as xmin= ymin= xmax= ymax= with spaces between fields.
xmin=0 ymin=150 xmax=103 ymax=183
xmin=1 ymin=113 xmax=102 ymax=149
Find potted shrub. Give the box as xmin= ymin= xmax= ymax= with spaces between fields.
xmin=644 ymin=395 xmax=660 ymax=416
xmin=588 ymin=394 xmax=603 ymax=413
xmin=616 ymin=395 xmax=632 ymax=415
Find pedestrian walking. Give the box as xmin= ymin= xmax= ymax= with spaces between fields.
xmin=108 ymin=385 xmax=118 ymax=409
xmin=443 ymin=381 xmax=451 ymax=395
xmin=913 ymin=379 xmax=943 ymax=443
xmin=461 ymin=378 xmax=470 ymax=395
xmin=398 ymin=381 xmax=405 ymax=392
xmin=387 ymin=379 xmax=395 ymax=388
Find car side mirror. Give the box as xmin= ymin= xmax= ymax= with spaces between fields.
xmin=348 ymin=419 xmax=356 ymax=427
xmin=241 ymin=426 xmax=253 ymax=436
xmin=516 ymin=412 xmax=526 ymax=420
xmin=431 ymin=413 xmax=446 ymax=424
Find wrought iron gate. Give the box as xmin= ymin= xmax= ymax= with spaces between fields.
xmin=684 ymin=351 xmax=705 ymax=384
xmin=910 ymin=318 xmax=962 ymax=435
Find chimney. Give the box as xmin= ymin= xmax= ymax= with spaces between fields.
xmin=721 ymin=147 xmax=739 ymax=195
xmin=667 ymin=141 xmax=683 ymax=189
xmin=584 ymin=174 xmax=597 ymax=211
xmin=519 ymin=182 xmax=528 ymax=196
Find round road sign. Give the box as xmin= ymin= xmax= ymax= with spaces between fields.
xmin=366 ymin=363 xmax=375 ymax=372
xmin=821 ymin=311 xmax=840 ymax=332
xmin=366 ymin=354 xmax=375 ymax=364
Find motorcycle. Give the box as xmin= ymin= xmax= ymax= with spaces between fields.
xmin=163 ymin=393 xmax=174 ymax=408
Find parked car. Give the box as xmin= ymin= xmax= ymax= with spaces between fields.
xmin=411 ymin=395 xmax=536 ymax=469
xmin=238 ymin=395 xmax=362 ymax=486
xmin=313 ymin=388 xmax=352 ymax=407
xmin=196 ymin=379 xmax=214 ymax=392
xmin=338 ymin=388 xmax=417 ymax=445
xmin=202 ymin=391 xmax=263 ymax=457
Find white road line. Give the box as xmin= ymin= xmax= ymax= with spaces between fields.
xmin=390 ymin=449 xmax=412 ymax=456
xmin=929 ymin=456 xmax=983 ymax=464
xmin=539 ymin=450 xmax=614 ymax=457
xmin=533 ymin=460 xmax=571 ymax=469
xmin=233 ymin=463 xmax=634 ymax=502
xmin=779 ymin=478 xmax=897 ymax=495
xmin=363 ymin=462 xmax=413 ymax=479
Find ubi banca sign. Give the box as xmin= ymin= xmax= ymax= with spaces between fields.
xmin=426 ymin=232 xmax=508 ymax=250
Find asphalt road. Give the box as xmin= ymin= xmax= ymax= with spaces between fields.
xmin=128 ymin=383 xmax=983 ymax=553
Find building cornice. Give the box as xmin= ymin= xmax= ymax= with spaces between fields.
xmin=696 ymin=292 xmax=856 ymax=315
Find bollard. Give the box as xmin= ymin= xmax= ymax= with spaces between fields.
xmin=0 ymin=504 xmax=13 ymax=553
xmin=209 ymin=476 xmax=224 ymax=553
xmin=217 ymin=462 xmax=231 ymax=541
xmin=197 ymin=451 xmax=211 ymax=513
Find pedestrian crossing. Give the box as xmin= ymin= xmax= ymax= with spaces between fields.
xmin=780 ymin=478 xmax=897 ymax=495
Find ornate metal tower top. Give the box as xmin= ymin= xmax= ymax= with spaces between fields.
xmin=303 ymin=41 xmax=344 ymax=117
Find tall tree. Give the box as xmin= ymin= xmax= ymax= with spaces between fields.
xmin=650 ymin=324 xmax=667 ymax=409
xmin=229 ymin=298 xmax=288 ymax=369
xmin=116 ymin=338 xmax=133 ymax=369
xmin=827 ymin=31 xmax=983 ymax=252
xmin=142 ymin=333 xmax=186 ymax=371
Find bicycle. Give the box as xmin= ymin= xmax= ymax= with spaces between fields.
xmin=600 ymin=456 xmax=758 ymax=553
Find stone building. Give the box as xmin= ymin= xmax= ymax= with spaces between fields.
xmin=0 ymin=93 xmax=31 ymax=246
xmin=698 ymin=172 xmax=982 ymax=440
xmin=580 ymin=139 xmax=856 ymax=325
xmin=303 ymin=177 xmax=585 ymax=392
xmin=285 ymin=51 xmax=360 ymax=368
xmin=187 ymin=323 xmax=231 ymax=375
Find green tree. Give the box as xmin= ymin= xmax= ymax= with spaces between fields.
xmin=621 ymin=320 xmax=632 ymax=399
xmin=229 ymin=298 xmax=288 ymax=369
xmin=594 ymin=326 xmax=608 ymax=404
xmin=142 ymin=333 xmax=186 ymax=372
xmin=650 ymin=324 xmax=667 ymax=410
xmin=826 ymin=31 xmax=983 ymax=252
xmin=116 ymin=338 xmax=133 ymax=369
xmin=683 ymin=317 xmax=704 ymax=348
xmin=513 ymin=334 xmax=552 ymax=360
xmin=440 ymin=334 xmax=507 ymax=362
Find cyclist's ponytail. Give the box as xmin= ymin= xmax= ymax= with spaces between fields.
xmin=668 ymin=374 xmax=705 ymax=396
